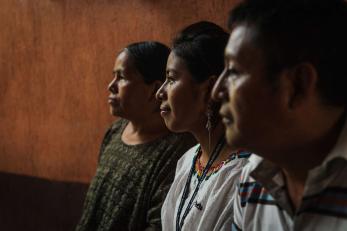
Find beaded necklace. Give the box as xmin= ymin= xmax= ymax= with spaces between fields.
xmin=195 ymin=152 xmax=229 ymax=178
xmin=195 ymin=149 xmax=247 ymax=179
xmin=175 ymin=136 xmax=226 ymax=231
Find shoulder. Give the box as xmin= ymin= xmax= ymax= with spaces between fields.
xmin=98 ymin=118 xmax=126 ymax=160
xmin=236 ymin=154 xmax=264 ymax=199
xmin=153 ymin=132 xmax=196 ymax=163
xmin=102 ymin=118 xmax=127 ymax=141
xmin=177 ymin=144 xmax=200 ymax=167
xmin=232 ymin=154 xmax=266 ymax=229
xmin=174 ymin=144 xmax=199 ymax=176
xmin=239 ymin=154 xmax=263 ymax=183
xmin=207 ymin=152 xmax=252 ymax=187
xmin=109 ymin=118 xmax=127 ymax=133
xmin=176 ymin=144 xmax=199 ymax=167
xmin=224 ymin=151 xmax=252 ymax=171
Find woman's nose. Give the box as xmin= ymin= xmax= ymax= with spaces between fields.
xmin=108 ymin=78 xmax=118 ymax=93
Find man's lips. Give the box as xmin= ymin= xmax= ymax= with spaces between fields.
xmin=219 ymin=105 xmax=233 ymax=126
xmin=222 ymin=116 xmax=233 ymax=125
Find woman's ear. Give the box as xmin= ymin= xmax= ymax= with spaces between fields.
xmin=284 ymin=63 xmax=318 ymax=110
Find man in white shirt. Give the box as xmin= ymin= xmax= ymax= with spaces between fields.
xmin=212 ymin=0 xmax=347 ymax=230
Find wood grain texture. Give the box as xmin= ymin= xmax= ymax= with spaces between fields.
xmin=0 ymin=0 xmax=240 ymax=183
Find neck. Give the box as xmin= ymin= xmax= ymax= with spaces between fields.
xmin=191 ymin=122 xmax=233 ymax=167
xmin=277 ymin=110 xmax=346 ymax=210
xmin=121 ymin=113 xmax=169 ymax=145
xmin=281 ymin=125 xmax=343 ymax=210
xmin=282 ymin=111 xmax=345 ymax=178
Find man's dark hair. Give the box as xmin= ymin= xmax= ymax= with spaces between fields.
xmin=229 ymin=0 xmax=347 ymax=106
xmin=125 ymin=41 xmax=170 ymax=84
xmin=172 ymin=21 xmax=229 ymax=83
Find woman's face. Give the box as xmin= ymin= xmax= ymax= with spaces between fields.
xmin=108 ymin=50 xmax=152 ymax=120
xmin=156 ymin=51 xmax=208 ymax=133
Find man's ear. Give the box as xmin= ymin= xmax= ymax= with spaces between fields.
xmin=284 ymin=63 xmax=318 ymax=110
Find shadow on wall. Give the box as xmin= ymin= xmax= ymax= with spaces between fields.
xmin=0 ymin=172 xmax=89 ymax=231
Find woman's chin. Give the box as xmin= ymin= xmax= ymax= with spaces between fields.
xmin=110 ymin=107 xmax=122 ymax=117
xmin=164 ymin=119 xmax=185 ymax=133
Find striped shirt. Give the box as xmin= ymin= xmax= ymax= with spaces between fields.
xmin=232 ymin=121 xmax=347 ymax=231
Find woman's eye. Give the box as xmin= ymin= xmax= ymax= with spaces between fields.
xmin=117 ymin=74 xmax=125 ymax=80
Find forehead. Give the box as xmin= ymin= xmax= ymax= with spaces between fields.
xmin=113 ymin=50 xmax=133 ymax=70
xmin=167 ymin=51 xmax=189 ymax=72
xmin=225 ymin=25 xmax=263 ymax=63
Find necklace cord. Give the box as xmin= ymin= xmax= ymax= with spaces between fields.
xmin=175 ymin=136 xmax=226 ymax=231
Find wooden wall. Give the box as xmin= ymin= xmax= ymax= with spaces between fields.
xmin=0 ymin=0 xmax=239 ymax=183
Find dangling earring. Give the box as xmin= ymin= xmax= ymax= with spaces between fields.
xmin=206 ymin=103 xmax=213 ymax=154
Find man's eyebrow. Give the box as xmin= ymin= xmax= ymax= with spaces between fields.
xmin=166 ymin=68 xmax=178 ymax=75
xmin=224 ymin=50 xmax=236 ymax=60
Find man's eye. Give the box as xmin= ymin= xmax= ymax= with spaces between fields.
xmin=226 ymin=68 xmax=240 ymax=78
xmin=166 ymin=77 xmax=175 ymax=84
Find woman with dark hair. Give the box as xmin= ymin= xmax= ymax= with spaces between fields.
xmin=156 ymin=22 xmax=250 ymax=231
xmin=76 ymin=41 xmax=196 ymax=231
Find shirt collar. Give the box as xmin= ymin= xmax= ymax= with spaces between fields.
xmin=322 ymin=116 xmax=347 ymax=164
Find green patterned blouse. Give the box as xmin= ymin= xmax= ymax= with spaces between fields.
xmin=76 ymin=119 xmax=196 ymax=231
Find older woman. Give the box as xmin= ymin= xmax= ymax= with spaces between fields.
xmin=76 ymin=41 xmax=196 ymax=231
xmin=156 ymin=22 xmax=250 ymax=231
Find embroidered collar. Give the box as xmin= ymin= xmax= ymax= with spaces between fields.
xmin=194 ymin=148 xmax=251 ymax=180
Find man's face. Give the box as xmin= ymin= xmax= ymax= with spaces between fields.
xmin=212 ymin=25 xmax=289 ymax=154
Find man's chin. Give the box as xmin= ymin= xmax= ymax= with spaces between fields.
xmin=225 ymin=128 xmax=232 ymax=142
xmin=226 ymin=138 xmax=237 ymax=149
xmin=225 ymin=130 xmax=242 ymax=149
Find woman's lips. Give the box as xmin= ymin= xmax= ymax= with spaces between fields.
xmin=108 ymin=97 xmax=118 ymax=106
xmin=160 ymin=105 xmax=171 ymax=117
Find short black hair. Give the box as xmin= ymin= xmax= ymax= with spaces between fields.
xmin=125 ymin=41 xmax=170 ymax=84
xmin=172 ymin=21 xmax=229 ymax=83
xmin=228 ymin=0 xmax=347 ymax=106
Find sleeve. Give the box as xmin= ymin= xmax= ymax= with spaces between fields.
xmin=232 ymin=179 xmax=243 ymax=231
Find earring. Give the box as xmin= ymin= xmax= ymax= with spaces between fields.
xmin=206 ymin=103 xmax=213 ymax=154
xmin=206 ymin=105 xmax=212 ymax=132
